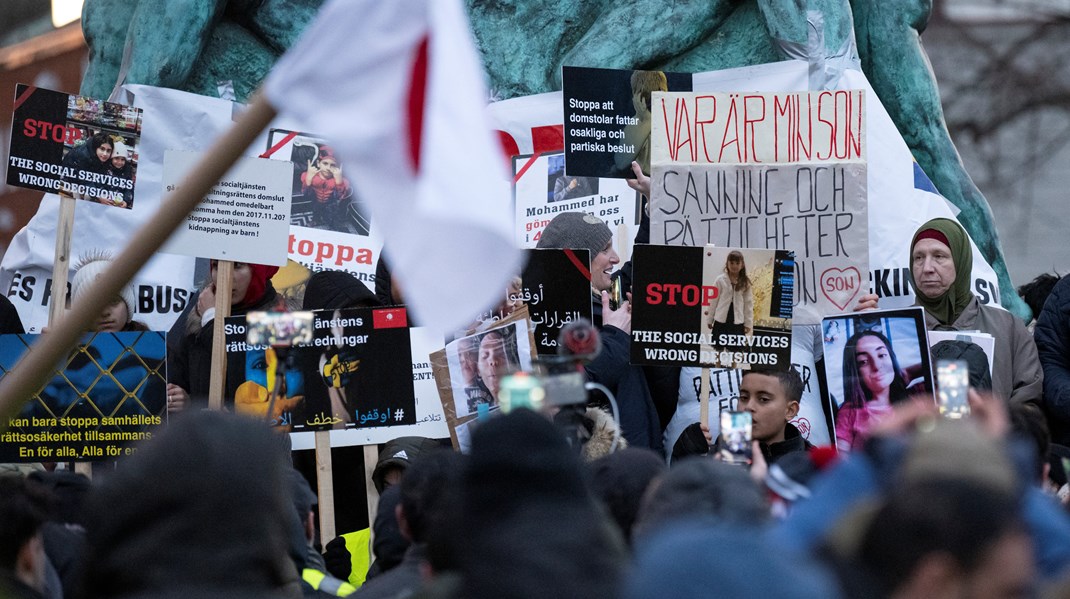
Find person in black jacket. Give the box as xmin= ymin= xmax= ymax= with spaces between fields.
xmin=536 ymin=211 xmax=664 ymax=454
xmin=1036 ymin=275 xmax=1070 ymax=445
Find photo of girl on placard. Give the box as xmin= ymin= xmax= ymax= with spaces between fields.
xmin=822 ymin=307 xmax=933 ymax=452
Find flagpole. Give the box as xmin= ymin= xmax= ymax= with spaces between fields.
xmin=0 ymin=93 xmax=278 ymax=427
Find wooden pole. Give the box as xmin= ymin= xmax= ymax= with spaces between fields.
xmin=48 ymin=197 xmax=75 ymax=326
xmin=208 ymin=261 xmax=233 ymax=411
xmin=699 ymin=366 xmax=711 ymax=428
xmin=0 ymin=94 xmax=278 ymax=428
xmin=315 ymin=432 xmax=336 ymax=542
xmin=49 ymin=196 xmax=89 ymax=477
xmin=363 ymin=444 xmax=379 ymax=542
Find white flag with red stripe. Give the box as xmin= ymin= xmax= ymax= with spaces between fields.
xmin=264 ymin=0 xmax=520 ymax=333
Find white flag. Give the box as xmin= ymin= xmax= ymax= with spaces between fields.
xmin=264 ymin=0 xmax=521 ymax=333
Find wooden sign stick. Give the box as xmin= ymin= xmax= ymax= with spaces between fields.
xmin=699 ymin=366 xmax=711 ymax=429
xmin=315 ymin=432 xmax=336 ymax=542
xmin=208 ymin=260 xmax=233 ymax=411
xmin=49 ymin=196 xmax=88 ymax=476
xmin=47 ymin=197 xmax=75 ymax=327
xmin=0 ymin=95 xmax=277 ymax=427
xmin=363 ymin=444 xmax=379 ymax=544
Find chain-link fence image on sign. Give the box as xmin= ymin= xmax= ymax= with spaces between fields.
xmin=0 ymin=331 xmax=166 ymax=462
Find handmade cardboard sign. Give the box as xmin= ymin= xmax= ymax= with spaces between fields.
xmin=649 ymin=90 xmax=868 ymax=325
xmin=7 ymin=84 xmax=143 ymax=208
xmin=224 ymin=306 xmax=415 ymax=432
xmin=430 ymin=309 xmax=537 ymax=449
xmin=562 ymin=66 xmax=692 ymax=178
xmin=821 ymin=307 xmax=933 ymax=452
xmin=631 ymin=244 xmax=794 ymax=369
xmin=160 ymin=149 xmax=292 ymax=265
xmin=0 ymin=331 xmax=165 ymax=462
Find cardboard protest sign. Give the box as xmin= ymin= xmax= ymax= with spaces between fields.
xmin=476 ymin=249 xmax=594 ymax=356
xmin=7 ymin=85 xmax=143 ymax=208
xmin=261 ymin=129 xmax=382 ymax=288
xmin=562 ymin=66 xmax=692 ymax=178
xmin=513 ymin=151 xmax=641 ymax=255
xmin=430 ymin=309 xmax=537 ymax=449
xmin=631 ymin=244 xmax=794 ymax=369
xmin=649 ymin=90 xmax=869 ymax=325
xmin=224 ymin=306 xmax=415 ymax=432
xmin=0 ymin=331 xmax=165 ymax=462
xmin=821 ymin=307 xmax=933 ymax=452
xmin=160 ymin=149 xmax=293 ymax=265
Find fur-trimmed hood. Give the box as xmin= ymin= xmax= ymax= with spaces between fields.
xmin=582 ymin=407 xmax=627 ymax=462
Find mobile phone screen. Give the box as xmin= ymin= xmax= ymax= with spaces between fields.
xmin=719 ymin=410 xmax=752 ymax=466
xmin=936 ymin=359 xmax=970 ymax=419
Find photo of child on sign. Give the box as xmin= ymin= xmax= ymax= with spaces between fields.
xmin=268 ymin=130 xmax=371 ymax=235
xmin=7 ymin=85 xmax=143 ymax=209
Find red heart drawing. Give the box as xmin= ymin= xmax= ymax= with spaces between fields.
xmin=820 ymin=266 xmax=863 ymax=311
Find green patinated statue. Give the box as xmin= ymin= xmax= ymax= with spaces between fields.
xmin=78 ymin=0 xmax=1030 ymax=320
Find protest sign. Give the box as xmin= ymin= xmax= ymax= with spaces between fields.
xmin=631 ymin=244 xmax=794 ymax=369
xmin=513 ymin=151 xmax=641 ymax=255
xmin=0 ymin=331 xmax=165 ymax=462
xmin=927 ymin=330 xmax=995 ymax=389
xmin=430 ymin=309 xmax=537 ymax=448
xmin=160 ymin=149 xmax=293 ymax=265
xmin=821 ymin=307 xmax=933 ymax=452
xmin=649 ymin=90 xmax=868 ymax=325
xmin=562 ymin=66 xmax=692 ymax=178
xmin=224 ymin=306 xmax=416 ymax=432
xmin=476 ymin=249 xmax=594 ymax=356
xmin=261 ymin=129 xmax=382 ymax=288
xmin=7 ymin=85 xmax=143 ymax=209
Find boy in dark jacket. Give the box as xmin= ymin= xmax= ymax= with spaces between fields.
xmin=736 ymin=367 xmax=812 ymax=464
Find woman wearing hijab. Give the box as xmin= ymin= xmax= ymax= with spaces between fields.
xmin=857 ymin=218 xmax=1041 ymax=409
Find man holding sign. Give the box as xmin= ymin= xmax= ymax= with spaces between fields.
xmin=537 ymin=212 xmax=666 ymax=453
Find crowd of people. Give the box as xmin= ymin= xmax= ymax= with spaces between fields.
xmin=4 ymin=160 xmax=1070 ymax=598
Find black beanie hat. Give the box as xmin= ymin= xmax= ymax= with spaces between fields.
xmin=536 ymin=212 xmax=613 ymax=257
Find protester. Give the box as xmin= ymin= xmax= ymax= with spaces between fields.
xmin=632 ymin=458 xmax=768 ymax=543
xmin=424 ymin=409 xmax=625 ymax=598
xmin=1036 ymin=275 xmax=1070 ymax=445
xmin=855 ymin=217 xmax=1042 ymax=410
xmin=0 ymin=294 xmax=26 ymax=334
xmin=353 ymin=449 xmax=464 ymax=598
xmin=627 ymin=523 xmax=842 ymax=599
xmin=80 ymin=411 xmax=301 ymax=598
xmin=0 ymin=476 xmax=51 ymax=599
xmin=288 ymin=469 xmax=356 ymax=597
xmin=536 ymin=211 xmax=665 ymax=453
xmin=166 ymin=260 xmax=281 ymax=411
xmin=323 ymin=436 xmax=442 ymax=587
xmin=732 ymin=368 xmax=813 ymax=462
xmin=587 ymin=447 xmax=667 ymax=546
xmin=1019 ymin=272 xmax=1061 ymax=333
xmin=301 ymin=270 xmax=380 ymax=312
xmin=70 ymin=252 xmax=149 ymax=333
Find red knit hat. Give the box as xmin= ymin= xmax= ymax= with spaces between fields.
xmin=243 ymin=263 xmax=279 ymax=305
xmin=210 ymin=261 xmax=279 ymax=306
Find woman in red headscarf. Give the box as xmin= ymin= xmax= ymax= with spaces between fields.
xmin=166 ymin=261 xmax=282 ymax=412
